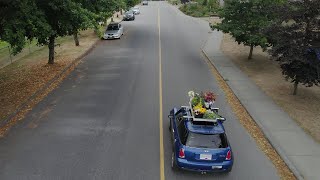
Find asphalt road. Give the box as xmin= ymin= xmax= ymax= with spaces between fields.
xmin=0 ymin=2 xmax=279 ymax=180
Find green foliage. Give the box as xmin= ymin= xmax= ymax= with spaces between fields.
xmin=0 ymin=0 xmax=121 ymax=63
xmin=125 ymin=0 xmax=141 ymax=8
xmin=203 ymin=111 xmax=220 ymax=119
xmin=191 ymin=96 xmax=201 ymax=107
xmin=79 ymin=0 xmax=117 ymax=25
xmin=168 ymin=0 xmax=180 ymax=5
xmin=264 ymin=0 xmax=320 ymax=94
xmin=96 ymin=25 xmax=106 ymax=39
xmin=0 ymin=41 xmax=9 ymax=49
xmin=0 ymin=0 xmax=51 ymax=54
xmin=191 ymin=95 xmax=205 ymax=107
xmin=179 ymin=0 xmax=219 ymax=17
xmin=212 ymin=0 xmax=284 ymax=58
xmin=70 ymin=2 xmax=95 ymax=32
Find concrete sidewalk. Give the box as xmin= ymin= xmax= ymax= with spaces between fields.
xmin=202 ymin=30 xmax=320 ymax=180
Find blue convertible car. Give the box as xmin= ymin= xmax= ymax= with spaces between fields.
xmin=168 ymin=106 xmax=233 ymax=173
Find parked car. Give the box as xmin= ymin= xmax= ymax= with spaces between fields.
xmin=142 ymin=1 xmax=148 ymax=5
xmin=123 ymin=10 xmax=135 ymax=21
xmin=130 ymin=7 xmax=140 ymax=15
xmin=103 ymin=23 xmax=123 ymax=40
xmin=168 ymin=107 xmax=233 ymax=173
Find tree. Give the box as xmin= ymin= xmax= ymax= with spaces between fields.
xmin=0 ymin=0 xmax=51 ymax=54
xmin=264 ymin=0 xmax=320 ymax=95
xmin=212 ymin=0 xmax=284 ymax=59
xmin=116 ymin=0 xmax=127 ymax=15
xmin=79 ymin=0 xmax=117 ymax=26
xmin=35 ymin=0 xmax=91 ymax=64
xmin=1 ymin=0 xmax=120 ymax=64
xmin=125 ymin=0 xmax=141 ymax=8
xmin=69 ymin=2 xmax=95 ymax=46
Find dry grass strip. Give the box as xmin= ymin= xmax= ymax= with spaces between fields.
xmin=201 ymin=52 xmax=296 ymax=180
xmin=0 ymin=60 xmax=81 ymax=137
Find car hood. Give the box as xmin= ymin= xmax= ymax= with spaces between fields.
xmin=105 ymin=30 xmax=120 ymax=34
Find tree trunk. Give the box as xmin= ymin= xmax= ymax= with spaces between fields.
xmin=293 ymin=81 xmax=298 ymax=95
xmin=73 ymin=32 xmax=79 ymax=46
xmin=248 ymin=44 xmax=254 ymax=59
xmin=48 ymin=35 xmax=55 ymax=64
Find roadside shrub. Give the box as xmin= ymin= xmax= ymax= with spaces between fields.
xmin=179 ymin=0 xmax=219 ymax=17
xmin=168 ymin=0 xmax=180 ymax=5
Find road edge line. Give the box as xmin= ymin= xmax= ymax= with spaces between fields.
xmin=158 ymin=7 xmax=165 ymax=180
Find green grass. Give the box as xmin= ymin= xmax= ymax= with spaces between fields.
xmin=179 ymin=0 xmax=219 ymax=17
xmin=0 ymin=15 xmax=113 ymax=68
xmin=0 ymin=41 xmax=9 ymax=49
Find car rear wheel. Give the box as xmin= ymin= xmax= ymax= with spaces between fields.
xmin=224 ymin=166 xmax=232 ymax=173
xmin=171 ymin=151 xmax=179 ymax=171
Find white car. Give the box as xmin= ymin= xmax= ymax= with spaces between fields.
xmin=103 ymin=23 xmax=123 ymax=40
xmin=130 ymin=7 xmax=140 ymax=15
xmin=142 ymin=1 xmax=148 ymax=5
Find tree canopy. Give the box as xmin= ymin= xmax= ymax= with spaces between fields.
xmin=212 ymin=0 xmax=285 ymax=59
xmin=0 ymin=0 xmax=51 ymax=54
xmin=265 ymin=0 xmax=320 ymax=95
xmin=0 ymin=0 xmax=130 ymax=64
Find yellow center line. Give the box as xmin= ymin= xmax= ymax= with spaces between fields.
xmin=158 ymin=7 xmax=165 ymax=180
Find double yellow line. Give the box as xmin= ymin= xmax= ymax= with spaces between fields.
xmin=158 ymin=7 xmax=165 ymax=180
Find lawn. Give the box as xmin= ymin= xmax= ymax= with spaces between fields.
xmin=179 ymin=0 xmax=219 ymax=17
xmin=0 ymin=39 xmax=44 ymax=68
xmin=220 ymin=31 xmax=320 ymax=143
xmin=0 ymin=41 xmax=9 ymax=49
xmin=205 ymin=16 xmax=320 ymax=143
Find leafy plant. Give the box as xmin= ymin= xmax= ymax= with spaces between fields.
xmin=203 ymin=110 xmax=220 ymax=119
xmin=179 ymin=0 xmax=219 ymax=17
xmin=191 ymin=96 xmax=200 ymax=107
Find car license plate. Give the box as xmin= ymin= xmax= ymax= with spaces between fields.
xmin=212 ymin=166 xmax=222 ymax=169
xmin=200 ymin=154 xmax=212 ymax=160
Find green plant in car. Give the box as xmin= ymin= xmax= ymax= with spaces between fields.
xmin=203 ymin=110 xmax=220 ymax=119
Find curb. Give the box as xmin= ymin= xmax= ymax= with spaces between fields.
xmin=201 ymin=47 xmax=304 ymax=180
xmin=0 ymin=38 xmax=100 ymax=128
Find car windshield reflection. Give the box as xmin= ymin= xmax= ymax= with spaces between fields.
xmin=107 ymin=25 xmax=119 ymax=31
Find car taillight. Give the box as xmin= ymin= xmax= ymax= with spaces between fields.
xmin=226 ymin=150 xmax=231 ymax=160
xmin=179 ymin=148 xmax=185 ymax=158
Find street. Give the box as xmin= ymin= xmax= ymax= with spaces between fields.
xmin=0 ymin=2 xmax=279 ymax=180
